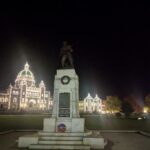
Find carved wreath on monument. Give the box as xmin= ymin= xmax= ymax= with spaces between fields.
xmin=61 ymin=75 xmax=70 ymax=84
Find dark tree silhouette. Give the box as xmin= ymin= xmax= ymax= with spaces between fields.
xmin=122 ymin=101 xmax=134 ymax=117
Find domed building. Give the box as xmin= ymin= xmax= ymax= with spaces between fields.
xmin=15 ymin=62 xmax=35 ymax=87
xmin=81 ymin=93 xmax=105 ymax=113
xmin=0 ymin=62 xmax=52 ymax=112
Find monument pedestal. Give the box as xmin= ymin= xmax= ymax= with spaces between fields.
xmin=18 ymin=69 xmax=107 ymax=149
xmin=43 ymin=118 xmax=85 ymax=133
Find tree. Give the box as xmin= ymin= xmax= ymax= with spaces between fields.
xmin=123 ymin=95 xmax=142 ymax=113
xmin=122 ymin=100 xmax=134 ymax=117
xmin=104 ymin=96 xmax=122 ymax=113
xmin=144 ymin=94 xmax=150 ymax=113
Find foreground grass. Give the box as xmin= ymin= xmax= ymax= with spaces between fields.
xmin=0 ymin=114 xmax=150 ymax=132
xmin=0 ymin=115 xmax=47 ymax=131
xmin=83 ymin=115 xmax=150 ymax=132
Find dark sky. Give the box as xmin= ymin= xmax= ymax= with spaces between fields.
xmin=0 ymin=1 xmax=150 ymax=100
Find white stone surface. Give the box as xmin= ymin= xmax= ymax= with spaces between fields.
xmin=42 ymin=118 xmax=85 ymax=133
xmin=43 ymin=118 xmax=56 ymax=132
xmin=72 ymin=118 xmax=85 ymax=132
xmin=83 ymin=137 xmax=106 ymax=149
xmin=38 ymin=131 xmax=92 ymax=137
xmin=56 ymin=69 xmax=77 ymax=79
xmin=52 ymin=69 xmax=79 ymax=119
xmin=29 ymin=144 xmax=90 ymax=150
xmin=39 ymin=140 xmax=82 ymax=145
xmin=40 ymin=136 xmax=83 ymax=140
xmin=18 ymin=136 xmax=38 ymax=148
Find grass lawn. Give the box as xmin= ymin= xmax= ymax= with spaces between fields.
xmin=0 ymin=114 xmax=150 ymax=132
xmin=83 ymin=115 xmax=150 ymax=132
xmin=0 ymin=114 xmax=47 ymax=132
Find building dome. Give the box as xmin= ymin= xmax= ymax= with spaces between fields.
xmin=86 ymin=93 xmax=93 ymax=99
xmin=94 ymin=94 xmax=101 ymax=102
xmin=15 ymin=62 xmax=35 ymax=87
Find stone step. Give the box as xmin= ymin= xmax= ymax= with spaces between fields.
xmin=40 ymin=136 xmax=82 ymax=141
xmin=38 ymin=131 xmax=92 ymax=137
xmin=29 ymin=144 xmax=90 ymax=150
xmin=39 ymin=140 xmax=83 ymax=145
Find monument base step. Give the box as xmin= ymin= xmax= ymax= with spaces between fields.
xmin=38 ymin=131 xmax=92 ymax=137
xmin=38 ymin=140 xmax=82 ymax=145
xmin=29 ymin=144 xmax=90 ymax=150
xmin=40 ymin=136 xmax=82 ymax=141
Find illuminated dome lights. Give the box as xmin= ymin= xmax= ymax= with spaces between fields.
xmin=15 ymin=62 xmax=35 ymax=86
xmin=95 ymin=94 xmax=99 ymax=99
xmin=94 ymin=94 xmax=101 ymax=102
xmin=39 ymin=80 xmax=45 ymax=87
xmin=86 ymin=93 xmax=93 ymax=99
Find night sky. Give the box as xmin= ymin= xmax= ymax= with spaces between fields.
xmin=0 ymin=2 xmax=150 ymax=101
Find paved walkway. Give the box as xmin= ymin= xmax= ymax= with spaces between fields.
xmin=0 ymin=131 xmax=150 ymax=150
xmin=102 ymin=132 xmax=150 ymax=150
xmin=0 ymin=131 xmax=33 ymax=150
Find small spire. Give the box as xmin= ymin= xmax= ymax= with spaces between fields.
xmin=9 ymin=83 xmax=12 ymax=88
xmin=87 ymin=93 xmax=93 ymax=99
xmin=24 ymin=62 xmax=29 ymax=70
xmin=39 ymin=80 xmax=45 ymax=87
xmin=95 ymin=94 xmax=99 ymax=99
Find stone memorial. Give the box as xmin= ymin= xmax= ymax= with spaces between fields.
xmin=18 ymin=42 xmax=107 ymax=149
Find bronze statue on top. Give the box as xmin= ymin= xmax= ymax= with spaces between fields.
xmin=60 ymin=41 xmax=74 ymax=68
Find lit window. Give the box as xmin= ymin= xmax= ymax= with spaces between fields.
xmin=13 ymin=91 xmax=19 ymax=95
xmin=13 ymin=98 xmax=17 ymax=103
xmin=5 ymin=98 xmax=8 ymax=102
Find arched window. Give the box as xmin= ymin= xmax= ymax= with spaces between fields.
xmin=13 ymin=98 xmax=17 ymax=103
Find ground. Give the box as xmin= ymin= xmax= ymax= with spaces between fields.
xmin=0 ymin=131 xmax=32 ymax=150
xmin=102 ymin=132 xmax=150 ymax=150
xmin=0 ymin=131 xmax=150 ymax=150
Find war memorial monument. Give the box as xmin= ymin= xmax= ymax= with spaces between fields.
xmin=18 ymin=42 xmax=106 ymax=149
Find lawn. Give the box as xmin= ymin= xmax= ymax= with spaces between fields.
xmin=0 ymin=114 xmax=47 ymax=131
xmin=83 ymin=115 xmax=150 ymax=132
xmin=0 ymin=114 xmax=150 ymax=132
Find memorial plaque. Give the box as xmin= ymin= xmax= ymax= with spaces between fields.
xmin=59 ymin=93 xmax=70 ymax=117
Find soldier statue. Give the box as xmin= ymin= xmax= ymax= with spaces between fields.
xmin=60 ymin=41 xmax=74 ymax=68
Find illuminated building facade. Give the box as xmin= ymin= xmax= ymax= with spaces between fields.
xmin=79 ymin=93 xmax=105 ymax=113
xmin=0 ymin=62 xmax=52 ymax=111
